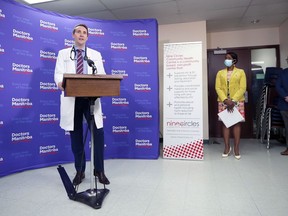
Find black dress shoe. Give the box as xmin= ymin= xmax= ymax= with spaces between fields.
xmin=94 ymin=170 xmax=110 ymax=185
xmin=72 ymin=172 xmax=85 ymax=186
xmin=281 ymin=148 xmax=288 ymax=155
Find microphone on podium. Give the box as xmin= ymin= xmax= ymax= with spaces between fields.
xmin=86 ymin=58 xmax=97 ymax=75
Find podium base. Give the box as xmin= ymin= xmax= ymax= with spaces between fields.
xmin=57 ymin=165 xmax=109 ymax=209
xmin=74 ymin=189 xmax=110 ymax=209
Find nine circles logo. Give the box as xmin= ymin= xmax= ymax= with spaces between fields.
xmin=166 ymin=120 xmax=200 ymax=127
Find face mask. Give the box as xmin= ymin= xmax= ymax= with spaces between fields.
xmin=224 ymin=59 xmax=233 ymax=67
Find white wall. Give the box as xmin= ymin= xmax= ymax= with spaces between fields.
xmin=279 ymin=19 xmax=288 ymax=68
xmin=158 ymin=21 xmax=209 ymax=139
xmin=207 ymin=28 xmax=279 ymax=49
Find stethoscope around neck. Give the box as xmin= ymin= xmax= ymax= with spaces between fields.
xmin=69 ymin=45 xmax=97 ymax=74
xmin=69 ymin=45 xmax=89 ymax=61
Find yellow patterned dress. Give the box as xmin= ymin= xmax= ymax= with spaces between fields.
xmin=218 ymin=70 xmax=245 ymax=121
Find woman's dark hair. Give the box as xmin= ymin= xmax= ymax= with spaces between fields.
xmin=73 ymin=24 xmax=89 ymax=35
xmin=227 ymin=51 xmax=238 ymax=64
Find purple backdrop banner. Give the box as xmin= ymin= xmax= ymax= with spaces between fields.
xmin=0 ymin=0 xmax=159 ymax=177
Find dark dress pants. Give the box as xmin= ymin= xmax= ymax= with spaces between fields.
xmin=69 ymin=97 xmax=104 ymax=173
xmin=280 ymin=110 xmax=288 ymax=147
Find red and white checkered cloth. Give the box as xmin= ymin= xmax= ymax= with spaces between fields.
xmin=163 ymin=139 xmax=204 ymax=160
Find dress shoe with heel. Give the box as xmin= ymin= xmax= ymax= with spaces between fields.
xmin=234 ymin=149 xmax=241 ymax=160
xmin=94 ymin=170 xmax=110 ymax=185
xmin=222 ymin=147 xmax=231 ymax=158
xmin=72 ymin=172 xmax=85 ymax=186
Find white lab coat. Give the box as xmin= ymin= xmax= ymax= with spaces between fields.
xmin=54 ymin=47 xmax=106 ymax=131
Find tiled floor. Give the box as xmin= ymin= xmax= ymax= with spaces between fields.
xmin=0 ymin=139 xmax=288 ymax=216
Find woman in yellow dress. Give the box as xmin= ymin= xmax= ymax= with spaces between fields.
xmin=215 ymin=52 xmax=247 ymax=159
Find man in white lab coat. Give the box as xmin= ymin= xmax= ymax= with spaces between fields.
xmin=54 ymin=24 xmax=110 ymax=185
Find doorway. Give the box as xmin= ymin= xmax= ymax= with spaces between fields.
xmin=207 ymin=46 xmax=279 ymax=138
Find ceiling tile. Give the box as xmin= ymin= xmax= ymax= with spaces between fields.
xmin=12 ymin=0 xmax=288 ymax=32
xmin=245 ymin=3 xmax=288 ymax=17
xmin=112 ymin=1 xmax=178 ymax=19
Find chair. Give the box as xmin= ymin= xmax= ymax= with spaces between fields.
xmin=255 ymin=85 xmax=268 ymax=139
xmin=260 ymin=85 xmax=285 ymax=148
xmin=264 ymin=67 xmax=282 ymax=85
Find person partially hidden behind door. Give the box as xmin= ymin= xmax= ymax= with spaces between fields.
xmin=215 ymin=52 xmax=247 ymax=159
xmin=275 ymin=68 xmax=288 ymax=155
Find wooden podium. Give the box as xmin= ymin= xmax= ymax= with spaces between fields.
xmin=57 ymin=73 xmax=122 ymax=209
xmin=62 ymin=74 xmax=123 ymax=97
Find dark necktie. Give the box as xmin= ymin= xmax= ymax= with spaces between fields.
xmin=76 ymin=49 xmax=83 ymax=74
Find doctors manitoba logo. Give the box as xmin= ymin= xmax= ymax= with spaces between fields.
xmin=111 ymin=69 xmax=128 ymax=78
xmin=39 ymin=145 xmax=59 ymax=155
xmin=40 ymin=20 xmax=58 ymax=31
xmin=135 ymin=111 xmax=153 ymax=120
xmin=0 ymin=44 xmax=4 ymax=54
xmin=135 ymin=139 xmax=152 ymax=148
xmin=111 ymin=42 xmax=128 ymax=50
xmin=40 ymin=50 xmax=57 ymax=61
xmin=12 ymin=63 xmax=33 ymax=74
xmin=12 ymin=98 xmax=32 ymax=108
xmin=133 ymin=56 xmax=150 ymax=64
xmin=13 ymin=29 xmax=33 ymax=42
xmin=40 ymin=82 xmax=58 ymax=91
xmin=112 ymin=126 xmax=130 ymax=134
xmin=40 ymin=114 xmax=59 ymax=124
xmin=64 ymin=39 xmax=74 ymax=47
xmin=112 ymin=97 xmax=129 ymax=106
xmin=11 ymin=132 xmax=33 ymax=143
xmin=0 ymin=9 xmax=5 ymax=19
xmin=134 ymin=83 xmax=151 ymax=92
xmin=132 ymin=29 xmax=150 ymax=38
xmin=89 ymin=28 xmax=104 ymax=36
